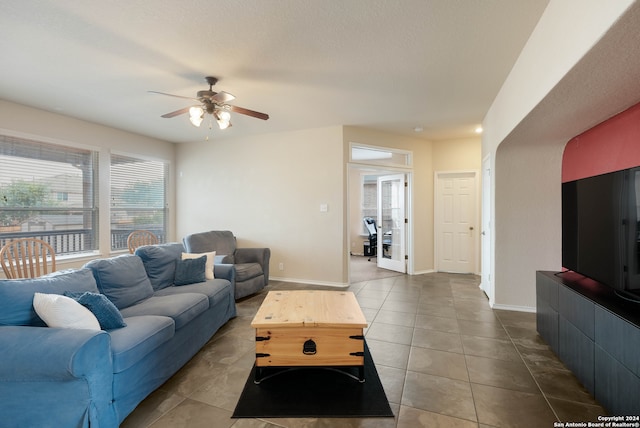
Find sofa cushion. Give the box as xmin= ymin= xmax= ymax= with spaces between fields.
xmin=154 ymin=279 xmax=232 ymax=308
xmin=119 ymin=293 xmax=209 ymax=329
xmin=135 ymin=243 xmax=184 ymax=290
xmin=108 ymin=315 xmax=175 ymax=373
xmin=235 ymin=262 xmax=264 ymax=282
xmin=174 ymin=256 xmax=206 ymax=286
xmin=33 ymin=292 xmax=101 ymax=331
xmin=0 ymin=268 xmax=99 ymax=326
xmin=84 ymin=255 xmax=154 ymax=310
xmin=182 ymin=251 xmax=215 ymax=279
xmin=64 ymin=291 xmax=127 ymax=330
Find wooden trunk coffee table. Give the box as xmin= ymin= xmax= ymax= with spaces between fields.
xmin=251 ymin=290 xmax=368 ymax=383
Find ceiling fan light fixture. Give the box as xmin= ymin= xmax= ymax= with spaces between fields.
xmin=214 ymin=109 xmax=232 ymax=130
xmin=189 ymin=106 xmax=204 ymax=127
xmin=153 ymin=76 xmax=269 ymax=130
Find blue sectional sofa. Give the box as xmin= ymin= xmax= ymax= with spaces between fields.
xmin=0 ymin=242 xmax=236 ymax=427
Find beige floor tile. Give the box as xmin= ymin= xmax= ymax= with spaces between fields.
xmin=407 ymin=346 xmax=469 ymax=381
xmin=402 ymin=371 xmax=477 ymax=422
xmin=123 ymin=269 xmax=607 ymax=427
xmin=471 ymin=383 xmax=557 ymax=428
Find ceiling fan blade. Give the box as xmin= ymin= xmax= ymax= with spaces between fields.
xmin=211 ymin=91 xmax=235 ymax=103
xmin=148 ymin=91 xmax=200 ymax=102
xmin=227 ymin=105 xmax=269 ymax=120
xmin=161 ymin=106 xmax=191 ymax=118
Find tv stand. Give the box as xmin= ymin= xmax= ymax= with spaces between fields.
xmin=536 ymin=271 xmax=640 ymax=415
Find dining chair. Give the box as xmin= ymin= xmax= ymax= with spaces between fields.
xmin=0 ymin=238 xmax=57 ymax=279
xmin=127 ymin=230 xmax=159 ymax=254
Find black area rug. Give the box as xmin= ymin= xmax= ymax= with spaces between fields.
xmin=232 ymin=343 xmax=394 ymax=419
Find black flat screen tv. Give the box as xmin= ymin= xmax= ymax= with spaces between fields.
xmin=562 ymin=166 xmax=640 ymax=301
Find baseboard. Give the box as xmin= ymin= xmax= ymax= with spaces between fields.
xmin=491 ymin=303 xmax=536 ymax=313
xmin=412 ymin=269 xmax=435 ymax=275
xmin=269 ymin=276 xmax=349 ymax=288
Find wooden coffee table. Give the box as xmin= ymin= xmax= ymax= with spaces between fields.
xmin=251 ymin=290 xmax=368 ymax=383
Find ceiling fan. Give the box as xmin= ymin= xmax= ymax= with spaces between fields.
xmin=149 ymin=76 xmax=269 ymax=130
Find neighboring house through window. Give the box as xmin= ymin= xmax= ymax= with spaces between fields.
xmin=110 ymin=153 xmax=168 ymax=251
xmin=0 ymin=135 xmax=98 ymax=255
xmin=0 ymin=136 xmax=169 ymax=256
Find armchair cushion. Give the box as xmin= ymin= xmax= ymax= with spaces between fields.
xmin=184 ymin=230 xmax=236 ymax=264
xmin=235 ymin=263 xmax=264 ymax=282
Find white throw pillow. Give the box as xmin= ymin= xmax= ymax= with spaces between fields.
xmin=33 ymin=292 xmax=101 ymax=331
xmin=182 ymin=251 xmax=216 ymax=279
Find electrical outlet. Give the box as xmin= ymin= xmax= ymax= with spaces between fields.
xmin=278 ymin=262 xmax=284 ymax=270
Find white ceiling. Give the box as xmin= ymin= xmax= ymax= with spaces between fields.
xmin=0 ymin=0 xmax=549 ymax=144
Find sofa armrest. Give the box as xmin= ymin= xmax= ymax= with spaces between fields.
xmin=0 ymin=326 xmax=112 ymax=379
xmin=0 ymin=326 xmax=116 ymax=426
xmin=235 ymin=248 xmax=271 ymax=284
xmin=213 ymin=263 xmax=236 ymax=284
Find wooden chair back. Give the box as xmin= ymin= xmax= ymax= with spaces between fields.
xmin=127 ymin=230 xmax=159 ymax=254
xmin=0 ymin=238 xmax=57 ymax=279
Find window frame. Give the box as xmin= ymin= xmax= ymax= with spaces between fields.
xmin=0 ymin=134 xmax=100 ymax=256
xmin=109 ymin=151 xmax=169 ymax=252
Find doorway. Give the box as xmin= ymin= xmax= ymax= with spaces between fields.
xmin=348 ymin=165 xmax=411 ymax=284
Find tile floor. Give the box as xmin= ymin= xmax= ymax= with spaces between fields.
xmin=122 ymin=265 xmax=608 ymax=427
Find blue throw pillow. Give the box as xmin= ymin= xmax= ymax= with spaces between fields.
xmin=174 ymin=255 xmax=206 ymax=286
xmin=64 ymin=291 xmax=127 ymax=330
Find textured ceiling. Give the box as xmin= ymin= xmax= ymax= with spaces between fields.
xmin=0 ymin=0 xmax=549 ymax=143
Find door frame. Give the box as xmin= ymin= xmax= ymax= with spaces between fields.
xmin=481 ymin=155 xmax=494 ymax=305
xmin=346 ymin=163 xmax=413 ymax=283
xmin=433 ymin=170 xmax=480 ymax=274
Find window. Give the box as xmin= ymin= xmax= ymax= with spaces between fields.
xmin=0 ymin=135 xmax=98 ymax=255
xmin=110 ymin=153 xmax=167 ymax=251
xmin=350 ymin=143 xmax=412 ymax=167
xmin=362 ymin=175 xmax=377 ymax=234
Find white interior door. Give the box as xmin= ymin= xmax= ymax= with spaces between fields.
xmin=377 ymin=174 xmax=406 ymax=273
xmin=436 ymin=172 xmax=477 ymax=274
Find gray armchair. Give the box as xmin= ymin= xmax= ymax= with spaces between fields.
xmin=183 ymin=230 xmax=270 ymax=300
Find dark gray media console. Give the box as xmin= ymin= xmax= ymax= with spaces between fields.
xmin=536 ymin=271 xmax=640 ymax=415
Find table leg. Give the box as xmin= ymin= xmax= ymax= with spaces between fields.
xmin=254 ymin=366 xmax=263 ymax=384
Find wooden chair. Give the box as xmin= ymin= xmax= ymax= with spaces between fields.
xmin=127 ymin=230 xmax=158 ymax=254
xmin=0 ymin=238 xmax=57 ymax=279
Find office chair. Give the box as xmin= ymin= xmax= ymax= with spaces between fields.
xmin=363 ymin=217 xmax=377 ymax=261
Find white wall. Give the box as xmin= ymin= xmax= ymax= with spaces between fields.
xmin=432 ymin=137 xmax=481 ymax=173
xmin=482 ymin=0 xmax=638 ymax=310
xmin=176 ymin=126 xmax=346 ymax=286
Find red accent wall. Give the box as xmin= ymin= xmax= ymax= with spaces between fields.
xmin=562 ymin=102 xmax=640 ymax=182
